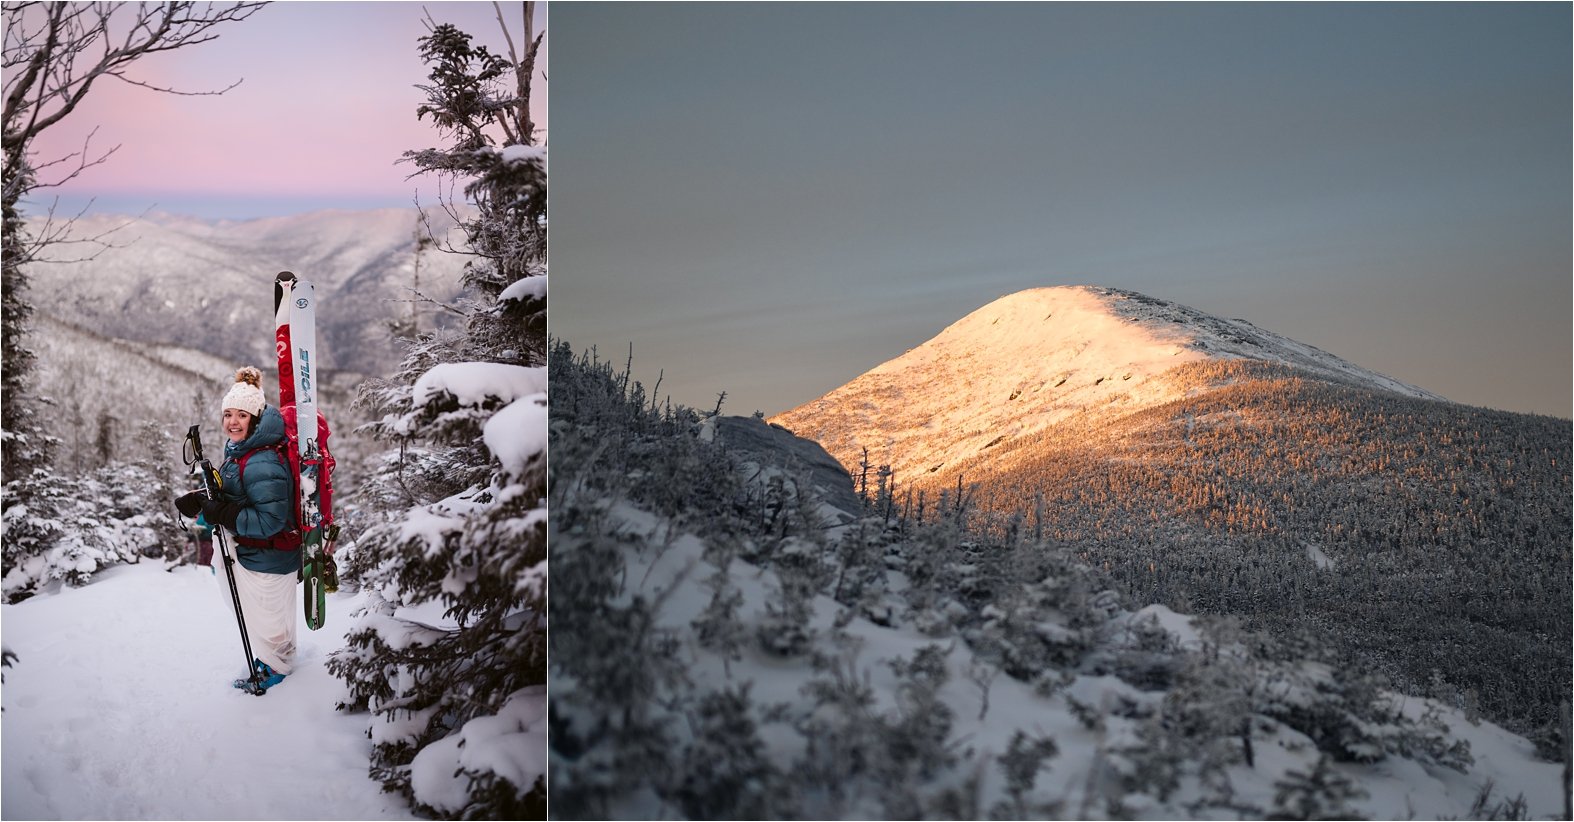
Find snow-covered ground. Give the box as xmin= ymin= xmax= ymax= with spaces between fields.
xmin=586 ymin=495 xmax=1566 ymax=819
xmin=2 ymin=562 xmax=412 ymax=821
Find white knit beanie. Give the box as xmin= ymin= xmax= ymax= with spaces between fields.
xmin=222 ymin=366 xmax=266 ymax=418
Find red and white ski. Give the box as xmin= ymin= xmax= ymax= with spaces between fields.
xmin=274 ymin=271 xmax=336 ymax=630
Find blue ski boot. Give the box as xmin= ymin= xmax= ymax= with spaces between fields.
xmin=232 ymin=659 xmax=286 ymax=695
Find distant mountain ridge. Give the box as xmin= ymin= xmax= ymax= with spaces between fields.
xmin=25 ymin=207 xmax=474 ymax=383
xmin=29 ymin=312 xmax=367 ymax=474
xmin=773 ymin=285 xmax=1443 ymax=487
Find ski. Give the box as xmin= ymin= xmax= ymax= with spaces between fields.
xmin=273 ymin=272 xmax=297 ymax=408
xmin=276 ymin=272 xmax=330 ymax=631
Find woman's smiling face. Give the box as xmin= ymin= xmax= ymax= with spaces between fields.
xmin=222 ymin=408 xmax=252 ymax=443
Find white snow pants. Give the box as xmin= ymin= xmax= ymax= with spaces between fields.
xmin=211 ymin=540 xmax=298 ymax=675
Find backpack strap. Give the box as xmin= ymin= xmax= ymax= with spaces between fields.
xmin=236 ymin=441 xmax=290 ymax=484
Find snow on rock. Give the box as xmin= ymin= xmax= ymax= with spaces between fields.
xmin=484 ymin=392 xmax=548 ymax=478
xmin=1122 ymin=602 xmax=1205 ymax=648
xmin=411 ymin=362 xmax=546 ymax=410
xmin=713 ymin=415 xmax=863 ymax=520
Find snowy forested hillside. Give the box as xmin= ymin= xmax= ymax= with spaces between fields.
xmin=943 ymin=363 xmax=1572 ymax=739
xmin=30 ymin=313 xmax=218 ymax=469
xmin=25 ymin=207 xmax=473 ymax=380
xmin=30 ymin=312 xmax=298 ymax=469
xmin=548 ymin=342 xmax=1567 ymax=820
xmin=774 ymin=286 xmax=1573 ymax=746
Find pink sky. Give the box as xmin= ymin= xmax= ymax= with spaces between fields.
xmin=26 ymin=1 xmax=544 ymax=218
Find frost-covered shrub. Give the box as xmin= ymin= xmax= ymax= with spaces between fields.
xmin=1101 ymin=610 xmax=1186 ymax=691
xmin=548 ymin=373 xmax=690 ymax=818
xmin=672 ymin=685 xmax=788 ymax=820
xmin=2 ymin=465 xmax=167 ymax=602
xmin=691 ymin=548 xmax=748 ymax=676
xmin=791 ymin=643 xmax=960 ymax=819
xmin=1256 ymin=657 xmax=1472 ymax=771
xmin=1114 ymin=713 xmax=1188 ymax=803
xmin=990 ymin=730 xmax=1061 ymax=820
xmin=1270 ymin=755 xmax=1367 ymax=820
xmin=551 ymin=587 xmax=688 ymax=817
xmin=884 ymin=644 xmax=958 ymax=781
xmin=756 ymin=569 xmax=818 ymax=658
xmin=793 ymin=649 xmax=882 ymax=817
xmin=830 ymin=518 xmax=889 ymax=608
xmin=964 ymin=566 xmax=1112 ymax=682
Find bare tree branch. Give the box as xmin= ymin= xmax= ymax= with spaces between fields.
xmin=493 ymin=0 xmax=527 ymax=146
xmin=25 ymin=199 xmax=146 ymax=265
xmin=106 ymin=70 xmax=243 ymax=97
xmin=391 ymin=287 xmax=472 ymax=319
xmin=4 ymin=2 xmax=266 ymax=143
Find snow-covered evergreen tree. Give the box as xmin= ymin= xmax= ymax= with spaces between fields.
xmin=326 ymin=7 xmax=547 ymax=818
xmin=0 ymin=464 xmax=166 ymax=602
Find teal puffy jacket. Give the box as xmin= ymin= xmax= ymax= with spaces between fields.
xmin=219 ymin=405 xmax=298 ymax=575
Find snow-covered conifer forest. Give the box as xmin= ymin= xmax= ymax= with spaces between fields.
xmin=547 ymin=340 xmax=1569 ymax=819
xmin=3 ymin=4 xmax=546 ymax=819
xmin=775 ymin=287 xmax=1573 ymax=752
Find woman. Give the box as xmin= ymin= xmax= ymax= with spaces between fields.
xmin=175 ymin=367 xmax=298 ymax=691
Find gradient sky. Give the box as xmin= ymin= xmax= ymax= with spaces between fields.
xmin=550 ymin=3 xmax=1571 ymax=420
xmin=25 ymin=1 xmax=544 ymax=219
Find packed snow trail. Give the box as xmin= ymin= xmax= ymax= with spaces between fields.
xmin=2 ymin=562 xmax=415 ymax=820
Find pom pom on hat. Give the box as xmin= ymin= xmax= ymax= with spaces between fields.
xmin=223 ymin=367 xmax=266 ymax=418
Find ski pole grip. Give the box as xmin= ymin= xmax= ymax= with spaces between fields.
xmin=184 ymin=424 xmax=202 ymax=465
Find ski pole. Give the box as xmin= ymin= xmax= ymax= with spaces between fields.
xmin=184 ymin=425 xmax=267 ymax=695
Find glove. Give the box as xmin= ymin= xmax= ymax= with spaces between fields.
xmin=175 ymin=491 xmax=205 ymax=518
xmin=201 ymin=498 xmax=242 ymax=530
